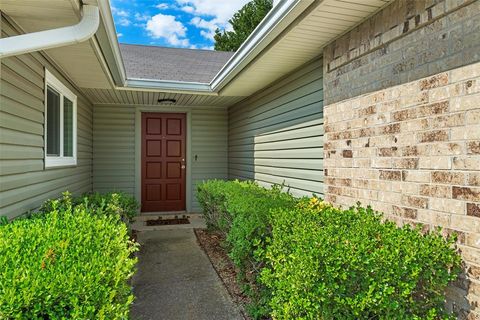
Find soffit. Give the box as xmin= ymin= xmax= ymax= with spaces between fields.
xmin=83 ymin=88 xmax=245 ymax=107
xmin=220 ymin=0 xmax=391 ymax=96
xmin=0 ymin=0 xmax=111 ymax=89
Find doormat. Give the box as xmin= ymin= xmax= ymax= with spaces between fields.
xmin=146 ymin=217 xmax=190 ymax=226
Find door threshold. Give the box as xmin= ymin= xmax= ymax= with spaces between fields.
xmin=139 ymin=211 xmax=188 ymax=216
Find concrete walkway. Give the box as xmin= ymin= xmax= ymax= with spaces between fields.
xmin=131 ymin=227 xmax=243 ymax=320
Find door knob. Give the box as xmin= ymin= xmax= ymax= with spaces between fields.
xmin=181 ymin=165 xmax=186 ymax=169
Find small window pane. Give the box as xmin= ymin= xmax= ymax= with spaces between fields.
xmin=63 ymin=97 xmax=74 ymax=157
xmin=46 ymin=86 xmax=60 ymax=156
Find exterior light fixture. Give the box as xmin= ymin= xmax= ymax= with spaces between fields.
xmin=157 ymin=98 xmax=177 ymax=105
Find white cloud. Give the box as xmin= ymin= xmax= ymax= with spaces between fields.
xmin=155 ymin=3 xmax=170 ymax=10
xmin=175 ymin=0 xmax=250 ymax=25
xmin=146 ymin=14 xmax=190 ymax=47
xmin=111 ymin=6 xmax=129 ymax=17
xmin=118 ymin=17 xmax=131 ymax=26
xmin=199 ymin=30 xmax=215 ymax=40
xmin=117 ymin=33 xmax=123 ymax=37
xmin=135 ymin=12 xmax=150 ymax=21
xmin=181 ymin=1 xmax=250 ymax=42
xmin=181 ymin=5 xmax=195 ymax=14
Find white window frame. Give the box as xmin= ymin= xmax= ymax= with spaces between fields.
xmin=44 ymin=69 xmax=77 ymax=168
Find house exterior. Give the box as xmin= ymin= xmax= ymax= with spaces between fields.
xmin=0 ymin=0 xmax=479 ymax=317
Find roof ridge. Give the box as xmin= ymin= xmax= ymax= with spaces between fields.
xmin=119 ymin=42 xmax=234 ymax=54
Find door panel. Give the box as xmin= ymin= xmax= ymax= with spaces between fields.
xmin=141 ymin=113 xmax=186 ymax=212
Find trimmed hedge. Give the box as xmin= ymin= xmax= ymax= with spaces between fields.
xmin=197 ymin=180 xmax=462 ymax=320
xmin=39 ymin=191 xmax=139 ymax=224
xmin=197 ymin=180 xmax=298 ymax=317
xmin=0 ymin=193 xmax=138 ymax=319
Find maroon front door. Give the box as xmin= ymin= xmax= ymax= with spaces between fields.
xmin=141 ymin=113 xmax=186 ymax=212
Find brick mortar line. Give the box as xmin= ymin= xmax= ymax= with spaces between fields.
xmin=325 ymin=0 xmax=477 ymax=74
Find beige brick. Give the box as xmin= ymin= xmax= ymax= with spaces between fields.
xmin=453 ymin=156 xmax=480 ymax=171
xmin=356 ymin=148 xmax=377 ymax=157
xmin=431 ymin=211 xmax=451 ymax=228
xmin=402 ymin=170 xmax=430 ymax=183
xmin=416 ymin=209 xmax=434 ymax=224
xmin=378 ymin=191 xmax=402 ymax=203
xmin=451 ymin=125 xmax=480 ymax=140
xmin=461 ymin=246 xmax=480 ymax=265
xmin=377 ymin=123 xmax=401 ymax=135
xmin=372 ymin=157 xmax=393 ymax=168
xmin=468 ymin=173 xmax=480 ymax=187
xmin=420 ymin=72 xmax=448 ymax=90
xmin=451 ymin=94 xmax=480 ymax=112
xmin=452 ymin=186 xmax=480 ymax=202
xmin=402 ymin=195 xmax=429 ymax=209
xmin=419 ymin=184 xmax=451 ymax=198
xmin=466 ymin=110 xmax=480 ymax=125
xmin=392 ymin=158 xmax=419 ymax=169
xmin=401 ymin=145 xmax=430 ymax=156
xmin=401 ymin=118 xmax=430 ymax=132
xmin=430 ymin=198 xmax=465 ymax=215
xmin=417 ymin=130 xmax=450 ymax=143
xmin=467 ymin=141 xmax=480 ymax=154
xmin=429 ymin=142 xmax=463 ymax=156
xmin=391 ymin=181 xmax=419 ymax=195
xmin=466 ymin=234 xmax=480 ymax=251
xmin=451 ymin=216 xmax=480 ymax=234
xmin=430 ymin=113 xmax=465 ymax=128
xmin=428 ymin=86 xmax=449 ymax=102
xmin=467 ymin=203 xmax=480 ymax=218
xmin=432 ymin=171 xmax=465 ymax=185
xmin=392 ymin=205 xmax=418 ymax=219
xmin=358 ymin=105 xmax=376 ymax=116
xmin=419 ymin=156 xmax=451 ymax=169
xmin=379 ymin=170 xmax=401 ymax=181
xmin=450 ymin=61 xmax=480 ymax=82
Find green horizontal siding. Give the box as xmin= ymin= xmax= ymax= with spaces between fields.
xmin=228 ymin=58 xmax=324 ymax=197
xmin=92 ymin=106 xmax=228 ymax=212
xmin=0 ymin=18 xmax=93 ymax=219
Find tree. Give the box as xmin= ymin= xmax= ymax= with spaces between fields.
xmin=214 ymin=0 xmax=273 ymax=52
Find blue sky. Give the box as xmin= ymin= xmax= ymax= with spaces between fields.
xmin=110 ymin=0 xmax=251 ymax=50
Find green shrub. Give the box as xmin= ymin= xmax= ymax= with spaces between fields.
xmin=197 ymin=180 xmax=298 ymax=318
xmin=197 ymin=181 xmax=461 ymax=319
xmin=0 ymin=201 xmax=138 ymax=319
xmin=39 ymin=191 xmax=138 ymax=224
xmin=260 ymin=201 xmax=462 ymax=320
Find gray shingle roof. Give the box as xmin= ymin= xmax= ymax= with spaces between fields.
xmin=119 ymin=44 xmax=235 ymax=83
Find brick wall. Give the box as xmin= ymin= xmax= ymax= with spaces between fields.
xmin=323 ymin=0 xmax=480 ymax=317
xmin=323 ymin=0 xmax=480 ymax=105
xmin=324 ymin=60 xmax=480 ymax=318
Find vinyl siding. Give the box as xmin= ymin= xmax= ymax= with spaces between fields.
xmin=92 ymin=105 xmax=228 ymax=212
xmin=0 ymin=19 xmax=93 ymax=219
xmin=228 ymin=58 xmax=324 ymax=197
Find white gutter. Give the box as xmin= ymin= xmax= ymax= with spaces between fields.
xmin=125 ymin=78 xmax=214 ymax=95
xmin=0 ymin=4 xmax=100 ymax=59
xmin=96 ymin=0 xmax=127 ymax=85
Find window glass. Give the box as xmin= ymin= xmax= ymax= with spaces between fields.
xmin=63 ymin=97 xmax=74 ymax=157
xmin=46 ymin=86 xmax=60 ymax=156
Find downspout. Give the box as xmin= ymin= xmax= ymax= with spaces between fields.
xmin=0 ymin=4 xmax=100 ymax=59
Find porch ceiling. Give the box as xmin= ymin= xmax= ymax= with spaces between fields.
xmin=83 ymin=88 xmax=245 ymax=107
xmin=0 ymin=0 xmax=112 ymax=89
xmin=220 ymin=0 xmax=392 ymax=96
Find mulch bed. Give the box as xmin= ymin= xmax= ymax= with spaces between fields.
xmin=194 ymin=229 xmax=251 ymax=320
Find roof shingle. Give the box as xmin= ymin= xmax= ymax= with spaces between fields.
xmin=119 ymin=44 xmax=235 ymax=83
